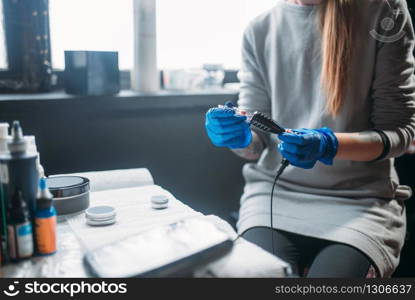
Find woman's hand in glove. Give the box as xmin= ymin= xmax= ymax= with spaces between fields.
xmin=205 ymin=102 xmax=252 ymax=149
xmin=278 ymin=127 xmax=338 ymax=169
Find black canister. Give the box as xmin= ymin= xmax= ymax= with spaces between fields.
xmin=0 ymin=121 xmax=39 ymax=220
xmin=46 ymin=176 xmax=90 ymax=215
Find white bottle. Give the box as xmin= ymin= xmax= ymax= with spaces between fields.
xmin=0 ymin=123 xmax=10 ymax=155
xmin=26 ymin=136 xmax=45 ymax=178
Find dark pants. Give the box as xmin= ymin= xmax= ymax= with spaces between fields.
xmin=242 ymin=227 xmax=373 ymax=278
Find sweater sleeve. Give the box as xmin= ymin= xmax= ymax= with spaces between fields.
xmin=237 ymin=25 xmax=272 ymax=145
xmin=371 ymin=0 xmax=415 ymax=159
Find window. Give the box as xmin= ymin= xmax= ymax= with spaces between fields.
xmin=49 ymin=0 xmax=277 ymax=71
xmin=0 ymin=0 xmax=8 ymax=70
xmin=157 ymin=0 xmax=276 ymax=70
xmin=49 ymin=0 xmax=134 ymax=70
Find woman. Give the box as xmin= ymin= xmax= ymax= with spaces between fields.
xmin=205 ymin=0 xmax=415 ymax=277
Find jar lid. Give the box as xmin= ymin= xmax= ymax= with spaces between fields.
xmin=150 ymin=195 xmax=169 ymax=205
xmin=86 ymin=206 xmax=116 ymax=221
xmin=87 ymin=218 xmax=116 ymax=227
xmin=46 ymin=176 xmax=90 ymax=198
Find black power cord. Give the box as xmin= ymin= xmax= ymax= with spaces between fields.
xmin=270 ymin=159 xmax=290 ymax=255
xmin=233 ymin=158 xmax=290 ymax=246
xmin=232 ymin=111 xmax=290 ymax=252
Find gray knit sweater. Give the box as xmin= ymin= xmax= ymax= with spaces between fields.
xmin=236 ymin=0 xmax=415 ymax=277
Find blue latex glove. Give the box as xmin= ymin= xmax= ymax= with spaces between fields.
xmin=205 ymin=102 xmax=252 ymax=149
xmin=278 ymin=127 xmax=338 ymax=169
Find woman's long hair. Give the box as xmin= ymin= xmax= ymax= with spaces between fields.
xmin=319 ymin=0 xmax=356 ymax=116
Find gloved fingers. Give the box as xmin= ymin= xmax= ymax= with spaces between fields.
xmin=278 ymin=144 xmax=300 ymax=161
xmin=279 ymin=142 xmax=309 ymax=155
xmin=206 ymin=107 xmax=239 ymax=119
xmin=206 ymin=115 xmax=248 ymax=127
xmin=295 ymin=130 xmax=322 ymax=144
xmin=278 ymin=131 xmax=315 ymax=145
xmin=278 ymin=145 xmax=315 ymax=169
xmin=206 ymin=130 xmax=232 ymax=147
xmin=278 ymin=144 xmax=305 ymax=163
xmin=220 ymin=130 xmax=250 ymax=143
xmin=206 ymin=127 xmax=247 ymax=143
xmin=281 ymin=143 xmax=318 ymax=161
xmin=206 ymin=131 xmax=223 ymax=147
xmin=228 ymin=131 xmax=252 ymax=149
xmin=286 ymin=128 xmax=310 ymax=135
xmin=212 ymin=122 xmax=250 ymax=135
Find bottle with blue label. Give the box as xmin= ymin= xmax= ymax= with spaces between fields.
xmin=7 ymin=188 xmax=34 ymax=261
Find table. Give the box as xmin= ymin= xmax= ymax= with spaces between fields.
xmin=0 ymin=169 xmax=290 ymax=278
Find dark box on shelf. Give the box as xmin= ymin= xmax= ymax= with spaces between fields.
xmin=64 ymin=51 xmax=120 ymax=96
